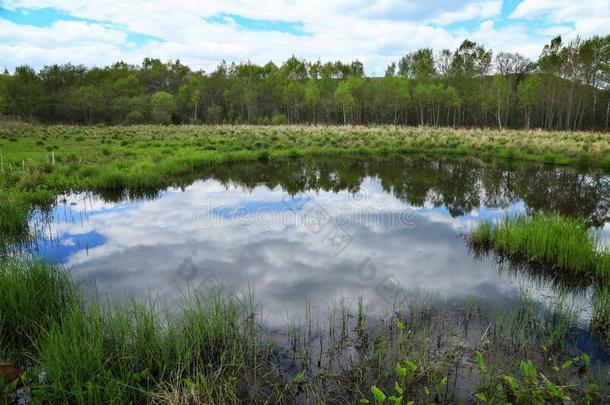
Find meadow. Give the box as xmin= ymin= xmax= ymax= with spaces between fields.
xmin=2 ymin=123 xmax=610 ymax=198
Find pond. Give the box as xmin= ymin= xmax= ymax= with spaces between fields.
xmin=24 ymin=156 xmax=610 ymax=331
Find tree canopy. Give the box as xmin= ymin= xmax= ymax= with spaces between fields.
xmin=1 ymin=35 xmax=610 ymax=130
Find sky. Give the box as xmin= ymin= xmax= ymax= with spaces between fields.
xmin=1 ymin=0 xmax=609 ymax=76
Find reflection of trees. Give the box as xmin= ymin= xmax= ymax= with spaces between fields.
xmin=189 ymin=156 xmax=609 ymax=225
xmin=23 ymin=156 xmax=610 ymax=240
xmin=513 ymin=168 xmax=610 ymax=227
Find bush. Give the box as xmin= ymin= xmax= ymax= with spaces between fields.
xmin=270 ymin=114 xmax=288 ymax=125
xmin=97 ymin=169 xmax=127 ymax=190
xmin=257 ymin=116 xmax=271 ymax=126
xmin=124 ymin=110 xmax=145 ymax=125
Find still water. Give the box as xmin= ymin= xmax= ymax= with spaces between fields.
xmin=28 ymin=156 xmax=610 ymax=327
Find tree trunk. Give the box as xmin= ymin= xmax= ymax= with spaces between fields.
xmin=606 ymin=98 xmax=610 ymax=129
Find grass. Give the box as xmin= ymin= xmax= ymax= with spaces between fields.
xmin=1 ymin=124 xmax=609 ymax=196
xmin=592 ymin=286 xmax=610 ymax=346
xmin=0 ymin=260 xmax=77 ymax=359
xmin=0 ymin=194 xmax=29 ymax=243
xmin=470 ymin=214 xmax=610 ymax=282
xmin=1 ymin=123 xmax=608 ymax=246
xmin=39 ymin=293 xmax=254 ymax=403
xmin=1 ymin=261 xmax=608 ymax=403
xmin=1 ymin=124 xmax=610 ymax=401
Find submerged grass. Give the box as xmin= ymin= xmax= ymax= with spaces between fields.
xmin=591 ymin=286 xmax=610 ymax=346
xmin=1 ymin=261 xmax=608 ymax=403
xmin=471 ymin=214 xmax=610 ymax=282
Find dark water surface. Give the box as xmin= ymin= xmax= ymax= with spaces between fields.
xmin=28 ymin=156 xmax=610 ymax=328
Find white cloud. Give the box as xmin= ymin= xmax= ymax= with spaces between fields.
xmin=0 ymin=19 xmax=126 ymax=46
xmin=433 ymin=1 xmax=501 ymax=25
xmin=510 ymin=0 xmax=610 ymax=40
xmin=0 ymin=1 xmax=609 ymax=75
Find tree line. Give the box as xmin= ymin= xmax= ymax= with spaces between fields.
xmin=1 ymin=35 xmax=610 ymax=130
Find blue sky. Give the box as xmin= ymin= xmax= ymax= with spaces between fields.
xmin=1 ymin=1 xmax=609 ymax=75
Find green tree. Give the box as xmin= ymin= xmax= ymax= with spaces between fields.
xmin=151 ymin=91 xmax=176 ymax=124
xmin=178 ymin=76 xmax=204 ymax=123
xmin=487 ymin=75 xmax=510 ymax=129
xmin=517 ymin=74 xmax=541 ymax=129
xmin=334 ymin=80 xmax=355 ymax=124
xmin=305 ymin=80 xmax=321 ymax=123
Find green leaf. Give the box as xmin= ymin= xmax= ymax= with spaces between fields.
xmin=295 ymin=371 xmax=305 ymax=384
xmin=475 ymin=351 xmax=486 ymax=372
xmin=394 ymin=381 xmax=404 ymax=395
xmin=474 ymin=392 xmax=488 ymax=402
xmin=561 ymin=360 xmax=573 ymax=370
xmin=395 ymin=362 xmax=407 ymax=378
xmin=544 ymin=380 xmax=566 ymax=399
xmin=371 ymin=386 xmax=386 ymax=404
xmin=520 ymin=360 xmax=538 ymax=379
xmin=405 ymin=359 xmax=417 ymax=372
xmin=388 ymin=395 xmax=403 ymax=404
xmin=359 ymin=399 xmax=370 ymax=404
xmin=396 ymin=319 xmax=405 ymax=331
xmin=437 ymin=376 xmax=448 ymax=391
xmin=502 ymin=375 xmax=519 ymax=391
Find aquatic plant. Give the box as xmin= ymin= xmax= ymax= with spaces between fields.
xmin=0 ymin=260 xmax=77 ymax=358
xmin=0 ymin=261 xmax=608 ymax=403
xmin=470 ymin=214 xmax=610 ymax=281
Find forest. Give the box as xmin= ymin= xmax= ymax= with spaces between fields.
xmin=1 ymin=35 xmax=610 ymax=130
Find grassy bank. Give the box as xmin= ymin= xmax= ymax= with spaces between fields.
xmin=2 ymin=125 xmax=610 ymax=196
xmin=1 ymin=260 xmax=608 ymax=403
xmin=2 ymin=123 xmax=609 ymax=243
xmin=470 ymin=214 xmax=610 ymax=282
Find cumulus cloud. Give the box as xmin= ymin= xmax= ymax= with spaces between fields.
xmin=1 ymin=0 xmax=609 ymax=75
xmin=433 ymin=1 xmax=501 ymax=25
xmin=510 ymin=0 xmax=610 ymax=39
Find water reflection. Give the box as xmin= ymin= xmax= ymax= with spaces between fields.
xmin=21 ymin=157 xmax=607 ymax=330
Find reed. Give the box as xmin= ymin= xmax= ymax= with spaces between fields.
xmin=0 ymin=261 xmax=607 ymax=403
xmin=0 ymin=260 xmax=77 ymax=358
xmin=471 ymin=214 xmax=610 ymax=281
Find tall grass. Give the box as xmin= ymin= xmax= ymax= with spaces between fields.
xmin=471 ymin=214 xmax=610 ymax=280
xmin=0 ymin=260 xmax=77 ymax=359
xmin=0 ymin=261 xmax=608 ymax=403
xmin=38 ymin=291 xmax=255 ymax=403
xmin=591 ymin=286 xmax=610 ymax=345
xmin=0 ymin=195 xmax=29 ymax=242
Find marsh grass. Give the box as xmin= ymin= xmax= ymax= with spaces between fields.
xmin=470 ymin=214 xmax=610 ymax=281
xmin=591 ymin=286 xmax=610 ymax=345
xmin=0 ymin=195 xmax=29 ymax=243
xmin=1 ymin=124 xmax=609 ymax=247
xmin=0 ymin=260 xmax=77 ymax=359
xmin=0 ymin=262 xmax=608 ymax=403
xmin=39 ymin=292 xmax=258 ymax=403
